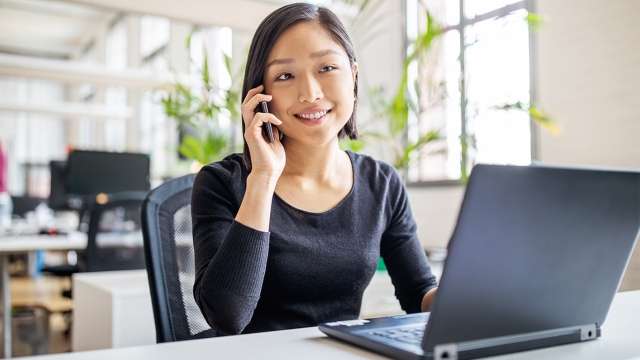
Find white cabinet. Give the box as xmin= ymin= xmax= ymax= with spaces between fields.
xmin=72 ymin=270 xmax=155 ymax=351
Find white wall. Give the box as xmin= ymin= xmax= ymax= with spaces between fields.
xmin=535 ymin=0 xmax=640 ymax=169
xmin=408 ymin=185 xmax=465 ymax=250
xmin=535 ymin=0 xmax=640 ymax=290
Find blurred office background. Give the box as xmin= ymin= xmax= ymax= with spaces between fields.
xmin=0 ymin=0 xmax=638 ymax=357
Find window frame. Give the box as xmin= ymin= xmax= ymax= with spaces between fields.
xmin=404 ymin=0 xmax=538 ymax=187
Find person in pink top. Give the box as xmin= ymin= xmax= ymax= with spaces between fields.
xmin=0 ymin=140 xmax=11 ymax=229
xmin=0 ymin=140 xmax=7 ymax=193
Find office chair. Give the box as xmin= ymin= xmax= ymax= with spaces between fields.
xmin=42 ymin=191 xmax=148 ymax=279
xmin=8 ymin=195 xmax=46 ymax=276
xmin=141 ymin=174 xmax=214 ymax=343
xmin=10 ymin=196 xmax=47 ymax=218
xmin=84 ymin=191 xmax=147 ymax=272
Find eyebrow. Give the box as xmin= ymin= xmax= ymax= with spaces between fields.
xmin=265 ymin=49 xmax=341 ymax=69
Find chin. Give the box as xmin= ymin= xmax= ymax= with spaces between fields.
xmin=286 ymin=131 xmax=342 ymax=147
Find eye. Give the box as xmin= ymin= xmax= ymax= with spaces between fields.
xmin=275 ymin=73 xmax=292 ymax=81
xmin=320 ymin=65 xmax=337 ymax=73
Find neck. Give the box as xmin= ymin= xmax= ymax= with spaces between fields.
xmin=282 ymin=137 xmax=346 ymax=185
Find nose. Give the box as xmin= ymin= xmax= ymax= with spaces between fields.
xmin=297 ymin=73 xmax=323 ymax=103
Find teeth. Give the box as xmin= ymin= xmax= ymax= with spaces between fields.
xmin=298 ymin=110 xmax=327 ymax=120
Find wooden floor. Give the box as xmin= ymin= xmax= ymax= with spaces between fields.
xmin=11 ymin=276 xmax=72 ymax=313
xmin=2 ymin=276 xmax=72 ymax=357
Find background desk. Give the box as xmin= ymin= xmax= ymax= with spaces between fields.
xmin=0 ymin=232 xmax=86 ymax=358
xmin=19 ymin=290 xmax=640 ymax=360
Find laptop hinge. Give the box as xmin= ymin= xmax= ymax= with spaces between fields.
xmin=432 ymin=323 xmax=599 ymax=360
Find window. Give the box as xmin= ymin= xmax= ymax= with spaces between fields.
xmin=139 ymin=16 xmax=171 ymax=178
xmin=185 ymin=26 xmax=235 ymax=145
xmin=104 ymin=18 xmax=128 ymax=152
xmin=140 ymin=16 xmax=170 ymax=59
xmin=406 ymin=0 xmax=533 ymax=183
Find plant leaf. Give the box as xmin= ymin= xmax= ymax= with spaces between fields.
xmin=223 ymin=53 xmax=233 ymax=76
xmin=340 ymin=138 xmax=365 ymax=152
xmin=203 ymin=132 xmax=226 ymax=161
xmin=202 ymin=48 xmax=211 ymax=91
xmin=389 ymin=69 xmax=409 ymax=135
xmin=386 ymin=10 xmax=443 ymax=139
xmin=529 ymin=106 xmax=560 ymax=135
xmin=185 ymin=31 xmax=194 ymax=51
xmin=493 ymin=102 xmax=560 ymax=135
xmin=179 ymin=135 xmax=206 ymax=164
xmin=526 ymin=13 xmax=544 ymax=32
xmin=394 ymin=130 xmax=441 ymax=169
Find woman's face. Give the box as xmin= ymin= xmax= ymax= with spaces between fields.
xmin=263 ymin=20 xmax=357 ymax=146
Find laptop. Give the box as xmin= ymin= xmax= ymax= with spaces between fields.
xmin=320 ymin=164 xmax=640 ymax=360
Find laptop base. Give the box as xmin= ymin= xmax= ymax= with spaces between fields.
xmin=320 ymin=316 xmax=600 ymax=360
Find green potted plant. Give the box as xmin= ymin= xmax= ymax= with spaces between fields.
xmin=160 ymin=37 xmax=242 ymax=168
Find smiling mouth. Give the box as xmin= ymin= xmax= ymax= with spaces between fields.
xmin=294 ymin=109 xmax=332 ymax=120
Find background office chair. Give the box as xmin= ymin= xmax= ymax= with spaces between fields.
xmin=42 ymin=192 xmax=147 ymax=287
xmin=84 ymin=191 xmax=147 ymax=272
xmin=10 ymin=195 xmax=47 ymax=218
xmin=141 ymin=174 xmax=214 ymax=343
xmin=39 ymin=191 xmax=147 ymax=336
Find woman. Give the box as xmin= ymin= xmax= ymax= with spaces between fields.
xmin=192 ymin=2 xmax=438 ymax=336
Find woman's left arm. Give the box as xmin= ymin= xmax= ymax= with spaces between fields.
xmin=380 ymin=166 xmax=438 ymax=313
xmin=421 ymin=287 xmax=438 ymax=312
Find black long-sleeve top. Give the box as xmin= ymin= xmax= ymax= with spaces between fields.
xmin=191 ymin=150 xmax=437 ymax=335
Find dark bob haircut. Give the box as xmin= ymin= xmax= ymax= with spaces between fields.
xmin=241 ymin=2 xmax=359 ymax=172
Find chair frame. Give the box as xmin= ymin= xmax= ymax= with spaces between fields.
xmin=141 ymin=174 xmax=196 ymax=343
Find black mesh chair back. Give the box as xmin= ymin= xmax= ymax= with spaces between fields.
xmin=141 ymin=174 xmax=212 ymax=343
xmin=10 ymin=196 xmax=47 ymax=218
xmin=85 ymin=191 xmax=147 ymax=272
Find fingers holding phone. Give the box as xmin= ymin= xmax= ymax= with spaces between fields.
xmin=242 ymin=85 xmax=282 ymax=144
xmin=259 ymin=101 xmax=275 ymax=143
xmin=241 ymin=85 xmax=286 ymax=178
xmin=241 ymin=85 xmax=270 ymax=125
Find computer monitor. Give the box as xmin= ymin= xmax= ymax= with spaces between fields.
xmin=48 ymin=160 xmax=70 ymax=210
xmin=65 ymin=150 xmax=150 ymax=199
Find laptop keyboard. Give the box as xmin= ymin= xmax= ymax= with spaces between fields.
xmin=368 ymin=325 xmax=425 ymax=345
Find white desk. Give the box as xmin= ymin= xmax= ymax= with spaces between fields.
xmin=95 ymin=231 xmax=190 ymax=248
xmin=1 ymin=231 xmax=151 ymax=250
xmin=17 ymin=290 xmax=640 ymax=360
xmin=0 ymin=232 xmax=87 ymax=358
xmin=0 ymin=232 xmax=86 ymax=252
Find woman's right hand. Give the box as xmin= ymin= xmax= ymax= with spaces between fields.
xmin=241 ymin=85 xmax=286 ymax=181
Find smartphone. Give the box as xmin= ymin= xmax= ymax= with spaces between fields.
xmin=257 ymin=101 xmax=275 ymax=143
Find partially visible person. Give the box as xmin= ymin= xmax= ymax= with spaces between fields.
xmin=0 ymin=140 xmax=12 ymax=230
